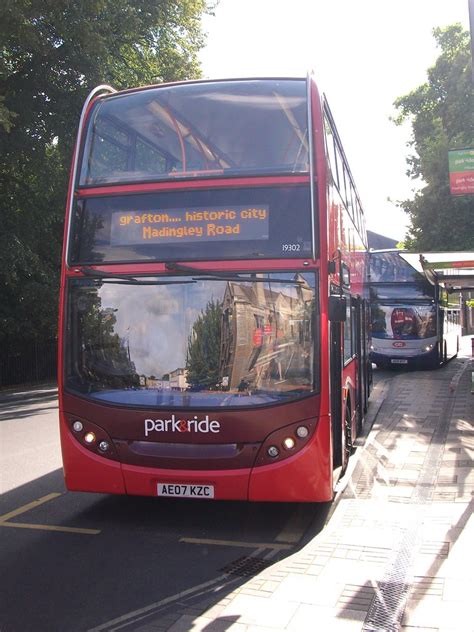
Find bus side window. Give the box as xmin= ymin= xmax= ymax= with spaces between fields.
xmin=351 ymin=300 xmax=357 ymax=353
xmin=347 ymin=182 xmax=355 ymax=221
xmin=324 ymin=116 xmax=339 ymax=188
xmin=343 ymin=297 xmax=352 ymax=363
xmin=334 ymin=143 xmax=346 ymax=204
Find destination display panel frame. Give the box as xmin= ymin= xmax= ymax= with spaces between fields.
xmin=69 ymin=185 xmax=314 ymax=264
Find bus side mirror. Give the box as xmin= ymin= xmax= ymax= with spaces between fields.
xmin=328 ymin=295 xmax=347 ymax=322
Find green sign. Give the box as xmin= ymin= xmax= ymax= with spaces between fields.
xmin=448 ymin=148 xmax=474 ymax=172
xmin=448 ymin=148 xmax=474 ymax=195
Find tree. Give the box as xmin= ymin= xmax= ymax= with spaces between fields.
xmin=0 ymin=0 xmax=211 ymax=353
xmin=186 ymin=300 xmax=222 ymax=389
xmin=393 ymin=24 xmax=474 ymax=251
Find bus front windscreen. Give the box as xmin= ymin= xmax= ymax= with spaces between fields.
xmin=371 ymin=303 xmax=437 ymax=340
xmin=79 ymin=79 xmax=309 ymax=186
xmin=66 ymin=272 xmax=317 ymax=407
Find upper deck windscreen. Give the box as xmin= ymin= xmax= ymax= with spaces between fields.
xmin=79 ymin=79 xmax=309 ymax=186
xmin=369 ymin=251 xmax=424 ymax=283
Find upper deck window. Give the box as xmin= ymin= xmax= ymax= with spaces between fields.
xmin=369 ymin=252 xmax=425 ymax=283
xmin=79 ymin=79 xmax=309 ymax=186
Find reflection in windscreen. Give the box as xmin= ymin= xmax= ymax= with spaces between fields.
xmin=371 ymin=304 xmax=437 ymax=340
xmin=66 ymin=273 xmax=316 ymax=407
xmin=369 ymin=251 xmax=424 ymax=283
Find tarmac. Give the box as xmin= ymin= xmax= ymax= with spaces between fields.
xmin=143 ymin=337 xmax=473 ymax=632
xmin=2 ymin=341 xmax=472 ymax=632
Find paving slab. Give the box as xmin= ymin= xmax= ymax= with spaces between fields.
xmin=130 ymin=338 xmax=473 ymax=631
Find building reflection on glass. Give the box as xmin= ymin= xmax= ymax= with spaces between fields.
xmin=219 ymin=274 xmax=314 ymax=394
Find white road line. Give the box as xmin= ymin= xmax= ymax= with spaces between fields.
xmin=180 ymin=537 xmax=293 ymax=549
xmin=88 ymin=548 xmax=277 ymax=631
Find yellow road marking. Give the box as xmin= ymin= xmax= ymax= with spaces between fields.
xmin=180 ymin=537 xmax=292 ymax=550
xmin=0 ymin=521 xmax=100 ymax=535
xmin=0 ymin=493 xmax=62 ymax=522
xmin=0 ymin=492 xmax=101 ymax=535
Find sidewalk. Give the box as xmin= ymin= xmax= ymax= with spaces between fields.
xmin=0 ymin=382 xmax=57 ymax=403
xmin=153 ymin=340 xmax=473 ymax=632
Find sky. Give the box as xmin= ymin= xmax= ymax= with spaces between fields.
xmin=199 ymin=0 xmax=471 ymax=242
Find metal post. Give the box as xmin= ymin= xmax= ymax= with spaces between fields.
xmin=471 ymin=337 xmax=474 ymax=393
xmin=469 ymin=0 xmax=474 ymax=82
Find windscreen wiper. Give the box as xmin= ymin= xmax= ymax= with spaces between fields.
xmin=194 ymin=275 xmax=305 ymax=285
xmin=165 ymin=262 xmax=224 ymax=275
xmin=165 ymin=262 xmax=305 ymax=285
xmin=79 ymin=267 xmax=195 ymax=285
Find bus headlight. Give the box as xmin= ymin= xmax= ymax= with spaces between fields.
xmin=256 ymin=419 xmax=315 ymax=466
xmin=424 ymin=344 xmax=433 ymax=352
xmin=296 ymin=425 xmax=309 ymax=439
xmin=67 ymin=415 xmax=118 ymax=460
xmin=84 ymin=432 xmax=96 ymax=444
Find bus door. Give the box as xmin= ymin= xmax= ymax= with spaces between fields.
xmin=353 ymin=297 xmax=365 ymax=430
xmin=362 ymin=298 xmax=371 ymax=411
xmin=329 ymin=293 xmax=345 ymax=470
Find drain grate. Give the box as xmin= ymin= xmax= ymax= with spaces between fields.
xmin=220 ymin=555 xmax=273 ymax=578
xmin=361 ymin=360 xmax=468 ymax=632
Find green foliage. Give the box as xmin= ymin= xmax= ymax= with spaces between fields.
xmin=0 ymin=0 xmax=210 ymax=352
xmin=393 ymin=24 xmax=474 ymax=251
xmin=0 ymin=142 xmax=67 ymax=345
xmin=186 ymin=300 xmax=222 ymax=389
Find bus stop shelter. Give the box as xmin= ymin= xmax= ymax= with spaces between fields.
xmin=399 ymin=251 xmax=474 ymax=292
xmin=400 ymin=252 xmax=474 ymax=391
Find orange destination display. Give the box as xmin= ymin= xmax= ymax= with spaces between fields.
xmin=111 ymin=205 xmax=269 ymax=245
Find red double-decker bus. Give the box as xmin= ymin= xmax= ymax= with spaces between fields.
xmin=58 ymin=77 xmax=371 ymax=502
